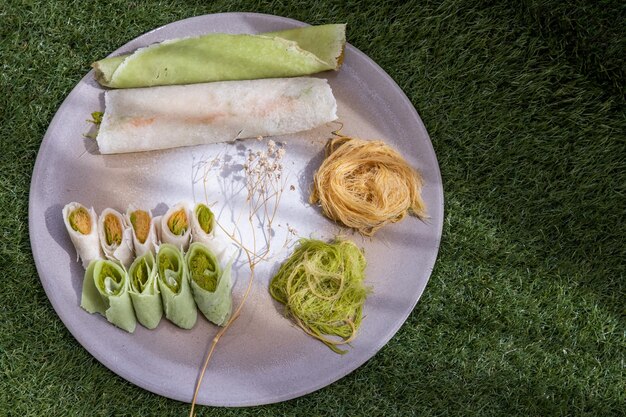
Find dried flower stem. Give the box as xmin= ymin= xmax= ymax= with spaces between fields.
xmin=189 ymin=140 xmax=286 ymax=416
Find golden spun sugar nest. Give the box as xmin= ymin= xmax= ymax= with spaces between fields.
xmin=310 ymin=136 xmax=426 ymax=236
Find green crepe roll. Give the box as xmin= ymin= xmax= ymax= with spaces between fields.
xmin=81 ymin=259 xmax=137 ymax=333
xmin=156 ymin=244 xmax=197 ymax=329
xmin=92 ymin=24 xmax=346 ymax=88
xmin=186 ymin=243 xmax=233 ymax=326
xmin=128 ymin=252 xmax=163 ymax=329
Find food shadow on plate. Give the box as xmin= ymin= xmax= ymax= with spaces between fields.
xmin=190 ymin=151 xmax=261 ymax=278
xmin=44 ymin=203 xmax=86 ymax=302
xmin=78 ymin=92 xmax=106 ymax=156
xmin=150 ymin=201 xmax=169 ymax=217
xmin=83 ymin=72 xmax=104 ymax=90
xmin=263 ymin=259 xmax=292 ymax=317
xmin=297 ymin=146 xmax=325 ymax=209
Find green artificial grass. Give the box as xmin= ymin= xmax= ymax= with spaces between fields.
xmin=1 ymin=0 xmax=624 ymax=416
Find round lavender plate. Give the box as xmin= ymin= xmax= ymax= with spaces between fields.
xmin=29 ymin=12 xmax=443 ymax=406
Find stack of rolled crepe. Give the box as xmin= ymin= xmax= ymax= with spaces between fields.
xmin=93 ymin=24 xmax=346 ymax=88
xmin=92 ymin=24 xmax=345 ymax=154
xmin=63 ymin=201 xmax=234 ymax=332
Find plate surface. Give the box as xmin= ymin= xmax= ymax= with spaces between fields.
xmin=29 ymin=12 xmax=443 ymax=406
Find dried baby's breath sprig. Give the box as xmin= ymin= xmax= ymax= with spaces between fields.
xmin=189 ymin=140 xmax=287 ymax=416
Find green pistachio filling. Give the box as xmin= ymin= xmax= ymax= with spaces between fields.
xmin=158 ymin=251 xmax=181 ymax=292
xmin=96 ymin=262 xmax=124 ymax=296
xmin=131 ymin=256 xmax=150 ymax=293
xmin=104 ymin=213 xmax=122 ymax=245
xmin=69 ymin=207 xmax=91 ymax=235
xmin=130 ymin=209 xmax=151 ymax=243
xmin=195 ymin=204 xmax=214 ymax=234
xmin=167 ymin=208 xmax=188 ymax=236
xmin=189 ymin=249 xmax=220 ymax=292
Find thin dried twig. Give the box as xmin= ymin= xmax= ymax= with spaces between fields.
xmin=189 ymin=140 xmax=287 ymax=416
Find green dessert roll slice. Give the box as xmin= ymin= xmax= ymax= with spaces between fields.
xmin=186 ymin=242 xmax=233 ymax=326
xmin=81 ymin=259 xmax=137 ymax=333
xmin=128 ymin=251 xmax=163 ymax=329
xmin=190 ymin=203 xmax=230 ymax=259
xmin=156 ymin=243 xmax=197 ymax=329
xmin=93 ymin=24 xmax=346 ymax=88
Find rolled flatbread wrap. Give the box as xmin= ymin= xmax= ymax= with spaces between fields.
xmin=96 ymin=77 xmax=337 ymax=154
xmin=160 ymin=203 xmax=191 ymax=252
xmin=128 ymin=252 xmax=163 ymax=329
xmin=156 ymin=244 xmax=197 ymax=329
xmin=62 ymin=202 xmax=103 ymax=268
xmin=92 ymin=24 xmax=346 ymax=88
xmin=190 ymin=203 xmax=230 ymax=259
xmin=98 ymin=208 xmax=134 ymax=268
xmin=126 ymin=206 xmax=158 ymax=258
xmin=81 ymin=259 xmax=137 ymax=333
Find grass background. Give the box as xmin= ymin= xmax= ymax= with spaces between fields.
xmin=1 ymin=0 xmax=624 ymax=415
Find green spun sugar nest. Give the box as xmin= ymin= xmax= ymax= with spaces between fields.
xmin=269 ymin=238 xmax=369 ymax=354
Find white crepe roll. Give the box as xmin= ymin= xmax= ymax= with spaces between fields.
xmin=160 ymin=203 xmax=191 ymax=251
xmin=98 ymin=208 xmax=134 ymax=268
xmin=97 ymin=77 xmax=337 ymax=154
xmin=125 ymin=206 xmax=158 ymax=258
xmin=190 ymin=203 xmax=231 ymax=259
xmin=62 ymin=202 xmax=103 ymax=268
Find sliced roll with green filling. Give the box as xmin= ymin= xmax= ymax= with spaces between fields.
xmin=81 ymin=259 xmax=137 ymax=332
xmin=126 ymin=206 xmax=158 ymax=258
xmin=156 ymin=243 xmax=197 ymax=329
xmin=190 ymin=203 xmax=230 ymax=259
xmin=128 ymin=251 xmax=162 ymax=329
xmin=160 ymin=203 xmax=191 ymax=252
xmin=62 ymin=202 xmax=103 ymax=268
xmin=186 ymin=242 xmax=233 ymax=326
xmin=98 ymin=208 xmax=134 ymax=268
